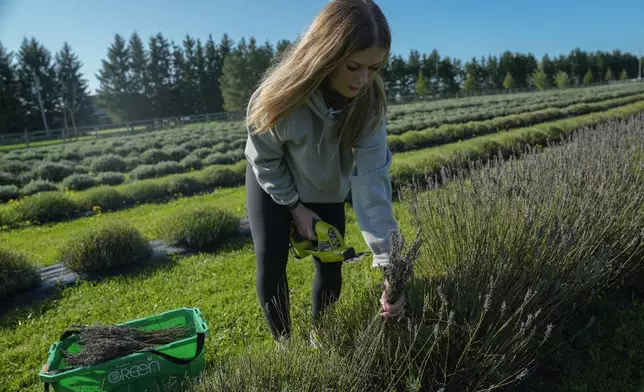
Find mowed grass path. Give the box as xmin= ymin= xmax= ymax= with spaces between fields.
xmin=0 ymin=185 xmax=416 ymax=392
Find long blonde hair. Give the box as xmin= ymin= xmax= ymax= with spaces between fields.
xmin=246 ymin=0 xmax=391 ymax=149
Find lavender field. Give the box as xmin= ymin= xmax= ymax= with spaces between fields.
xmin=1 ymin=85 xmax=643 ymax=391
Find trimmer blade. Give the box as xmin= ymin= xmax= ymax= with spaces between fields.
xmin=343 ymin=252 xmax=371 ymax=264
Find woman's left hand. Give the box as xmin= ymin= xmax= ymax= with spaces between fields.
xmin=379 ymin=283 xmax=406 ymax=321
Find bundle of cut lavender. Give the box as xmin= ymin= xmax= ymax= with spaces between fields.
xmin=62 ymin=324 xmax=190 ymax=367
xmin=382 ymin=228 xmax=422 ymax=316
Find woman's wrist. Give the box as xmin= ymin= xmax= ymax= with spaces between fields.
xmin=287 ymin=199 xmax=301 ymax=211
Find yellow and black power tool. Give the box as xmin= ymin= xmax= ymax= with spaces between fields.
xmin=289 ymin=219 xmax=371 ymax=264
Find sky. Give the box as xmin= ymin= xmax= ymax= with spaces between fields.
xmin=1 ymin=0 xmax=642 ymax=94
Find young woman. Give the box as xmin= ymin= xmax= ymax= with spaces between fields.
xmin=244 ymin=0 xmax=405 ymax=343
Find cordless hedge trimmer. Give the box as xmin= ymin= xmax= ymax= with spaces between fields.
xmin=289 ymin=219 xmax=371 ymax=264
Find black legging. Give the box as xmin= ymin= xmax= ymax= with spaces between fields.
xmin=245 ymin=162 xmax=345 ymax=340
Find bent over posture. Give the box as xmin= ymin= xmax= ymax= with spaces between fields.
xmin=244 ymin=0 xmax=404 ymax=343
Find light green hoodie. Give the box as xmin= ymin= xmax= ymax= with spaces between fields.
xmin=244 ymin=88 xmax=397 ymax=268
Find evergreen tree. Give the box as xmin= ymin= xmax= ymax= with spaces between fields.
xmin=0 ymin=43 xmax=25 ymax=134
xmin=220 ymin=37 xmax=252 ymax=111
xmin=540 ymin=54 xmax=556 ymax=81
xmin=485 ymin=54 xmax=501 ymax=90
xmin=406 ymin=49 xmax=421 ymax=93
xmin=463 ymin=71 xmax=477 ymax=93
xmin=450 ymin=58 xmax=464 ymax=92
xmin=569 ymin=48 xmax=590 ymax=84
xmin=531 ymin=63 xmax=548 ymax=89
xmin=425 ymin=49 xmax=441 ymax=94
xmin=219 ymin=36 xmax=274 ymax=111
xmin=128 ymin=32 xmax=149 ymax=120
xmin=16 ymin=37 xmax=59 ymax=132
xmin=216 ymin=34 xmax=234 ymax=109
xmin=503 ymin=71 xmax=515 ymax=89
xmin=275 ymin=39 xmax=292 ymax=58
xmin=555 ymin=71 xmax=570 ymax=88
xmin=7 ymin=34 xmax=644 ymax=127
xmin=500 ymin=51 xmax=536 ymax=89
xmin=415 ymin=71 xmax=429 ymax=96
xmin=463 ymin=57 xmax=479 ymax=93
xmin=55 ymin=42 xmax=93 ymax=130
xmin=594 ymin=52 xmax=607 ymax=81
xmin=182 ymin=34 xmax=199 ymax=114
xmin=437 ymin=57 xmax=460 ymax=94
xmin=386 ymin=54 xmax=408 ymax=95
xmin=246 ymin=38 xmax=273 ymax=92
xmin=195 ymin=39 xmax=208 ymax=114
xmin=217 ymin=33 xmax=234 ymax=74
xmin=147 ymin=32 xmax=174 ymax=117
xmin=476 ymin=56 xmax=489 ymax=90
xmin=204 ymin=34 xmax=223 ymax=112
xmin=96 ymin=34 xmax=132 ymax=123
xmin=169 ymin=40 xmax=186 ymax=114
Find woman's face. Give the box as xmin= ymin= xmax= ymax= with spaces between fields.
xmin=329 ymin=46 xmax=387 ymax=98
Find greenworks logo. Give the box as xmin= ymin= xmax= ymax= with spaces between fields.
xmin=108 ymin=359 xmax=161 ymax=384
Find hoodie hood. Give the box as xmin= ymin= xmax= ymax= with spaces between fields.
xmin=306 ymin=88 xmax=348 ymax=156
xmin=306 ymin=88 xmax=331 ymax=121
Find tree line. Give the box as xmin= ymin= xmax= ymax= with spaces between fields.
xmin=0 ymin=31 xmax=642 ymax=135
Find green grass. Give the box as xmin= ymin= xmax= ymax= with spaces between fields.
xmin=0 ymin=198 xmax=415 ymax=392
xmin=0 ymin=187 xmax=247 ymax=267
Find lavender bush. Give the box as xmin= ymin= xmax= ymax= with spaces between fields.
xmin=190 ymin=114 xmax=644 ymax=391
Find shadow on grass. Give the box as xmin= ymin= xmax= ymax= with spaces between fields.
xmin=0 ymin=256 xmax=181 ymax=322
xmin=157 ymin=233 xmax=251 ymax=258
xmin=197 ymin=235 xmax=250 ymax=254
xmin=0 ymin=235 xmax=252 ymax=320
xmin=76 ymin=232 xmax=251 ymax=282
xmin=80 ymin=253 xmax=181 ymax=283
xmin=0 ymin=285 xmax=65 ymax=328
xmin=518 ymin=284 xmax=644 ymax=392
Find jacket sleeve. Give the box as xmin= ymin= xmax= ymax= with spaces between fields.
xmin=244 ymin=113 xmax=299 ymax=206
xmin=350 ymin=115 xmax=398 ymax=268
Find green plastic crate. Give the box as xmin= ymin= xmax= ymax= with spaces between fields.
xmin=39 ymin=307 xmax=209 ymax=392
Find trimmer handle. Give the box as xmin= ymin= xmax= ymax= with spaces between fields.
xmin=291 ymin=218 xmax=321 ymax=243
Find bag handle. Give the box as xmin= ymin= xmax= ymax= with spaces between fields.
xmin=139 ymin=331 xmax=205 ymax=365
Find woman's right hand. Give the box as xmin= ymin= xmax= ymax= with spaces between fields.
xmin=290 ymin=203 xmax=321 ymax=240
